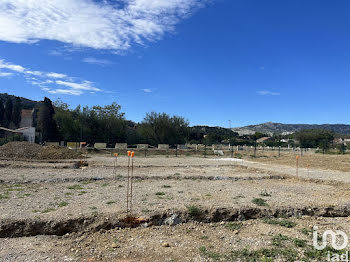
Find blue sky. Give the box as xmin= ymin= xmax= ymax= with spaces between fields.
xmin=0 ymin=0 xmax=349 ymax=127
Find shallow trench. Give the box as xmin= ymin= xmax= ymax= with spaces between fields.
xmin=1 ymin=205 xmax=350 ymax=238
xmin=0 ymin=174 xmax=285 ymax=184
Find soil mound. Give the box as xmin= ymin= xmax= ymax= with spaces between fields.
xmin=0 ymin=142 xmax=81 ymax=160
xmin=39 ymin=145 xmax=81 ymax=160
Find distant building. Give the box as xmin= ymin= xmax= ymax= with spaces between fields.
xmin=20 ymin=109 xmax=35 ymax=128
xmin=334 ymin=138 xmax=350 ymax=145
xmin=0 ymin=126 xmax=35 ymax=143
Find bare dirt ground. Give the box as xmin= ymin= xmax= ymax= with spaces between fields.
xmin=1 ymin=152 xmax=350 ymax=261
xmin=242 ymin=150 xmax=350 ymax=173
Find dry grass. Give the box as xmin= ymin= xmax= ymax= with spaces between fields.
xmin=243 ymin=151 xmax=350 ymax=172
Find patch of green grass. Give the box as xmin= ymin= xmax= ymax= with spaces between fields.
xmin=252 ymin=198 xmax=268 ymax=206
xmin=81 ymin=180 xmax=92 ymax=185
xmin=259 ymin=190 xmax=272 ymax=197
xmin=7 ymin=187 xmax=24 ymax=192
xmin=200 ymin=235 xmax=209 ymax=240
xmin=90 ymin=206 xmax=97 ymax=210
xmin=155 ymin=192 xmax=166 ymax=196
xmin=102 ymin=183 xmax=109 ymax=187
xmin=24 ymin=193 xmax=31 ymax=197
xmin=78 ymin=191 xmax=87 ymax=195
xmin=300 ymin=227 xmax=312 ymax=235
xmin=272 ymin=234 xmax=289 ymax=247
xmin=58 ymin=201 xmax=68 ymax=207
xmin=174 ymin=173 xmax=181 ymax=176
xmin=293 ymin=238 xmax=307 ymax=248
xmin=0 ymin=193 xmax=9 ymax=200
xmin=304 ymin=246 xmax=344 ymax=260
xmin=224 ymin=222 xmax=243 ymax=231
xmin=199 ymin=246 xmax=222 ymax=260
xmin=230 ymin=247 xmax=298 ymax=262
xmin=65 ymin=192 xmax=73 ymax=196
xmin=162 ymin=185 xmax=171 ymax=188
xmin=186 ymin=205 xmax=201 ymax=216
xmin=263 ymin=218 xmax=297 ymax=228
xmin=233 ymin=195 xmax=245 ymax=199
xmin=106 ymin=200 xmax=116 ymax=205
xmin=67 ymin=185 xmax=83 ymax=190
xmin=42 ymin=208 xmax=56 ymax=213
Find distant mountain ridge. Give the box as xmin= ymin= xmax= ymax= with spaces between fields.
xmin=232 ymin=122 xmax=350 ymax=135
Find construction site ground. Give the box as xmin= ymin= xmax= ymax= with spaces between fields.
xmin=1 ymin=151 xmax=350 ymax=261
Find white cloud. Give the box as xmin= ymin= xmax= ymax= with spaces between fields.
xmin=82 ymin=57 xmax=112 ymax=66
xmin=0 ymin=58 xmax=100 ymax=96
xmin=48 ymin=89 xmax=83 ymax=96
xmin=25 ymin=70 xmax=43 ymax=76
xmin=0 ymin=59 xmax=25 ymax=72
xmin=56 ymin=80 xmax=100 ymax=91
xmin=0 ymin=0 xmax=205 ymax=51
xmin=47 ymin=72 xmax=67 ymax=79
xmin=257 ymin=90 xmax=280 ymax=96
xmin=141 ymin=88 xmax=152 ymax=93
xmin=0 ymin=72 xmax=13 ymax=77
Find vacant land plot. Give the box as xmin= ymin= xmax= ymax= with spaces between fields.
xmin=243 ymin=150 xmax=350 ymax=172
xmin=1 ymin=153 xmax=350 ymax=261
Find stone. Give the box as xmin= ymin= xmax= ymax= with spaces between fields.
xmin=111 ymin=242 xmax=119 ymax=248
xmin=164 ymin=214 xmax=182 ymax=226
xmin=162 ymin=242 xmax=170 ymax=247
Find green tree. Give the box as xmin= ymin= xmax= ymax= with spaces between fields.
xmin=12 ymin=97 xmax=22 ymax=128
xmin=138 ymin=112 xmax=189 ymax=146
xmin=53 ymin=100 xmax=127 ymax=145
xmin=4 ymin=98 xmax=13 ymax=127
xmin=0 ymin=100 xmax=4 ymax=126
xmin=295 ymin=129 xmax=334 ymax=153
xmin=37 ymin=97 xmax=58 ymax=142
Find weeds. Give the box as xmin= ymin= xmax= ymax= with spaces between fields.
xmin=272 ymin=234 xmax=289 ymax=247
xmin=263 ymin=218 xmax=297 ymax=228
xmin=58 ymin=201 xmax=68 ymax=207
xmin=67 ymin=185 xmax=83 ymax=190
xmin=252 ymin=198 xmax=268 ymax=206
xmin=225 ymin=222 xmax=243 ymax=231
xmin=187 ymin=205 xmax=201 ymax=216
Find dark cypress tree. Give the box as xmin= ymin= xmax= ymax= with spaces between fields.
xmin=37 ymin=97 xmax=58 ymax=142
xmin=4 ymin=98 xmax=13 ymax=127
xmin=12 ymin=97 xmax=22 ymax=128
xmin=0 ymin=100 xmax=4 ymax=126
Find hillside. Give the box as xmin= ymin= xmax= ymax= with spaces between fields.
xmin=232 ymin=122 xmax=350 ymax=135
xmin=0 ymin=93 xmax=38 ymax=109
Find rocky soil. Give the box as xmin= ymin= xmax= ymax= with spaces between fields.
xmin=1 ymin=153 xmax=350 ymax=261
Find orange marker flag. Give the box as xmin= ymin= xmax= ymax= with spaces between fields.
xmin=127 ymin=151 xmax=131 ymax=157
xmin=131 ymin=152 xmax=135 ymax=158
xmin=114 ymin=153 xmax=118 ymax=157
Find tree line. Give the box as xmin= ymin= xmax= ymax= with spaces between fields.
xmin=0 ymin=97 xmax=22 ymax=128
xmin=1 ymin=96 xmax=343 ymax=152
